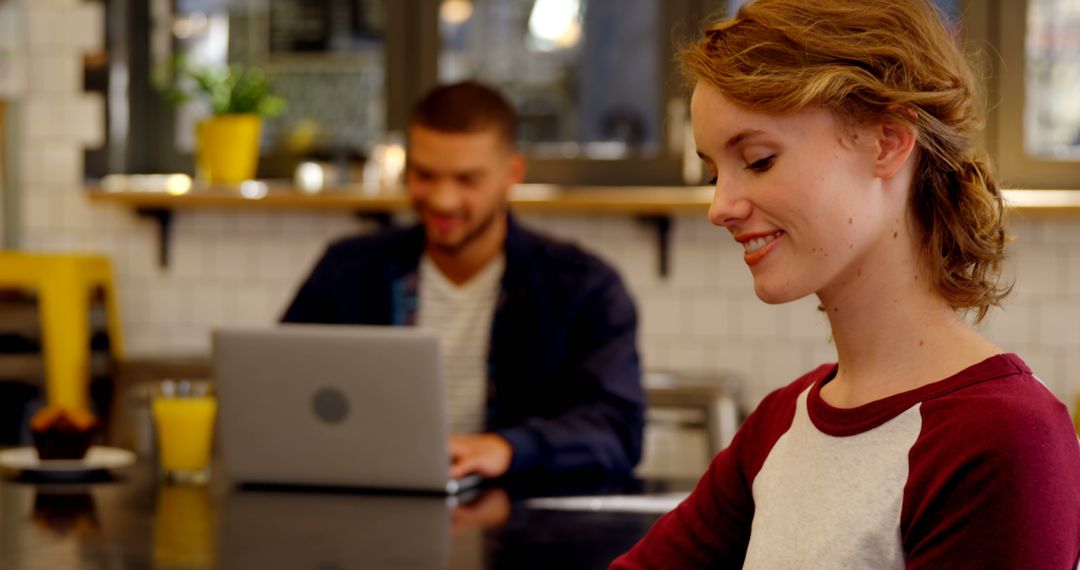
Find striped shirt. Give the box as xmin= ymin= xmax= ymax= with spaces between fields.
xmin=417 ymin=254 xmax=505 ymax=434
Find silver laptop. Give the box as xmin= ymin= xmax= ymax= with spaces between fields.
xmin=213 ymin=324 xmax=480 ymax=494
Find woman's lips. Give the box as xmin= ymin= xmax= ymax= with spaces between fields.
xmin=741 ymin=231 xmax=784 ymax=266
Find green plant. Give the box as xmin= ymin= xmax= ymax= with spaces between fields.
xmin=162 ymin=59 xmax=286 ymax=118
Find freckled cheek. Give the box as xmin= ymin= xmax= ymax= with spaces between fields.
xmin=802 ymin=231 xmax=839 ymax=260
xmin=816 ymin=220 xmax=861 ymax=256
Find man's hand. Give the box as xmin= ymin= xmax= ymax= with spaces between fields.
xmin=449 ymin=433 xmax=513 ymax=479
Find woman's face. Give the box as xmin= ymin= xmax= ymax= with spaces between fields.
xmin=691 ymin=81 xmax=908 ymax=305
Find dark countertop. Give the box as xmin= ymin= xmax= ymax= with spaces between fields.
xmin=0 ymin=461 xmax=693 ymax=570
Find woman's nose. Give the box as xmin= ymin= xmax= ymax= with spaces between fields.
xmin=707 ymin=178 xmax=751 ymax=228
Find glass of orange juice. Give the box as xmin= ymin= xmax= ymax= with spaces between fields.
xmin=152 ymin=379 xmax=217 ymax=485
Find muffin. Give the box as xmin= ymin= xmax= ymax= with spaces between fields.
xmin=29 ymin=407 xmax=98 ymax=460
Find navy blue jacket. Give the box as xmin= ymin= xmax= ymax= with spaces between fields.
xmin=281 ymin=215 xmax=645 ymax=476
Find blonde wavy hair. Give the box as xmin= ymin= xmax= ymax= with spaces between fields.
xmin=682 ymin=0 xmax=1010 ymax=322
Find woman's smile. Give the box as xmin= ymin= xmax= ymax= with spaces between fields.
xmin=736 ymin=230 xmax=785 ymax=266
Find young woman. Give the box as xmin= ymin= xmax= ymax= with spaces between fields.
xmin=612 ymin=0 xmax=1080 ymax=567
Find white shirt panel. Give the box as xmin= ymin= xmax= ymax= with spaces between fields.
xmin=417 ymin=254 xmax=505 ymax=434
xmin=743 ymin=387 xmax=922 ymax=569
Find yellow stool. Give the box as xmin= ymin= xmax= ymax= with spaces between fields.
xmin=0 ymin=253 xmax=124 ymax=409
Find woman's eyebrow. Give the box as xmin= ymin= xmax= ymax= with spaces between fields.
xmin=725 ymin=129 xmax=767 ymax=149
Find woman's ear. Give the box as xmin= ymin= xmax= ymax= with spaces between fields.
xmin=873 ymin=117 xmax=918 ymax=180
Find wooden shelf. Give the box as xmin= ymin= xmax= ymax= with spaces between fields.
xmin=1001 ymin=190 xmax=1080 ymax=217
xmin=87 ymin=182 xmax=1080 ymax=215
xmin=85 ymin=179 xmax=1080 ymax=274
xmin=86 ymin=182 xmax=716 ymax=215
xmin=86 ymin=182 xmax=711 ymax=275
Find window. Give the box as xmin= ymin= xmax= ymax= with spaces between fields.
xmin=1024 ymin=0 xmax=1080 ymax=160
xmin=438 ymin=0 xmax=663 ymax=160
xmin=392 ymin=0 xmax=714 ymax=186
xmin=92 ymin=0 xmax=388 ymax=179
xmin=981 ymin=0 xmax=1080 ymax=189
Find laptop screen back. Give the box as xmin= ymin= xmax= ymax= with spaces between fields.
xmin=213 ymin=324 xmax=454 ymax=492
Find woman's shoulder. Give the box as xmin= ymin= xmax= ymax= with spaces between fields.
xmin=920 ymin=354 xmax=1071 ymax=433
xmin=902 ymin=355 xmax=1080 ymax=567
xmin=915 ymin=354 xmax=1077 ymax=462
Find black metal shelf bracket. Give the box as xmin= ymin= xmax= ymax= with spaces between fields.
xmin=136 ymin=208 xmax=173 ymax=268
xmin=636 ymin=215 xmax=673 ymax=278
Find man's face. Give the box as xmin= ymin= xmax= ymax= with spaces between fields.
xmin=406 ymin=124 xmax=524 ymax=253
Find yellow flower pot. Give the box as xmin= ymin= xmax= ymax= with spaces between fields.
xmin=195 ymin=114 xmax=263 ymax=184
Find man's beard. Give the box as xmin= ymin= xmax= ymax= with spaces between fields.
xmin=422 ymin=201 xmax=507 ymax=254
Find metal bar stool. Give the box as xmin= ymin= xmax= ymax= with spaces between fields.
xmin=0 ymin=253 xmax=124 ymax=409
xmin=645 ymin=371 xmax=743 ymax=456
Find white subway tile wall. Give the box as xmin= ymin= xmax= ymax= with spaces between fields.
xmin=64 ymin=95 xmax=105 ymax=148
xmin=14 ymin=0 xmax=1080 ymax=477
xmin=28 ymin=52 xmax=79 ymax=95
xmin=65 ymin=3 xmax=105 ymax=52
xmin=25 ymin=8 xmax=63 ymax=50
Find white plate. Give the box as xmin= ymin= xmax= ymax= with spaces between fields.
xmin=0 ymin=446 xmax=137 ymax=474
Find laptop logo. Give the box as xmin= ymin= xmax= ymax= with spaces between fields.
xmin=312 ymin=387 xmax=349 ymax=424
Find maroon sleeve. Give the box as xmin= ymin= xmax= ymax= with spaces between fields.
xmin=902 ymin=378 xmax=1080 ymax=569
xmin=610 ymin=372 xmax=822 ymax=569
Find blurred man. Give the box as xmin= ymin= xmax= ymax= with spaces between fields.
xmin=282 ymin=81 xmax=644 ymax=479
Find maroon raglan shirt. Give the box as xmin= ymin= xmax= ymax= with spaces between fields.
xmin=612 ymin=354 xmax=1080 ymax=569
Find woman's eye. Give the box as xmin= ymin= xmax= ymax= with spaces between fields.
xmin=746 ymin=155 xmax=776 ymax=173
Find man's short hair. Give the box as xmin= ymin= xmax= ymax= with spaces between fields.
xmin=409 ymin=81 xmax=518 ymax=149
